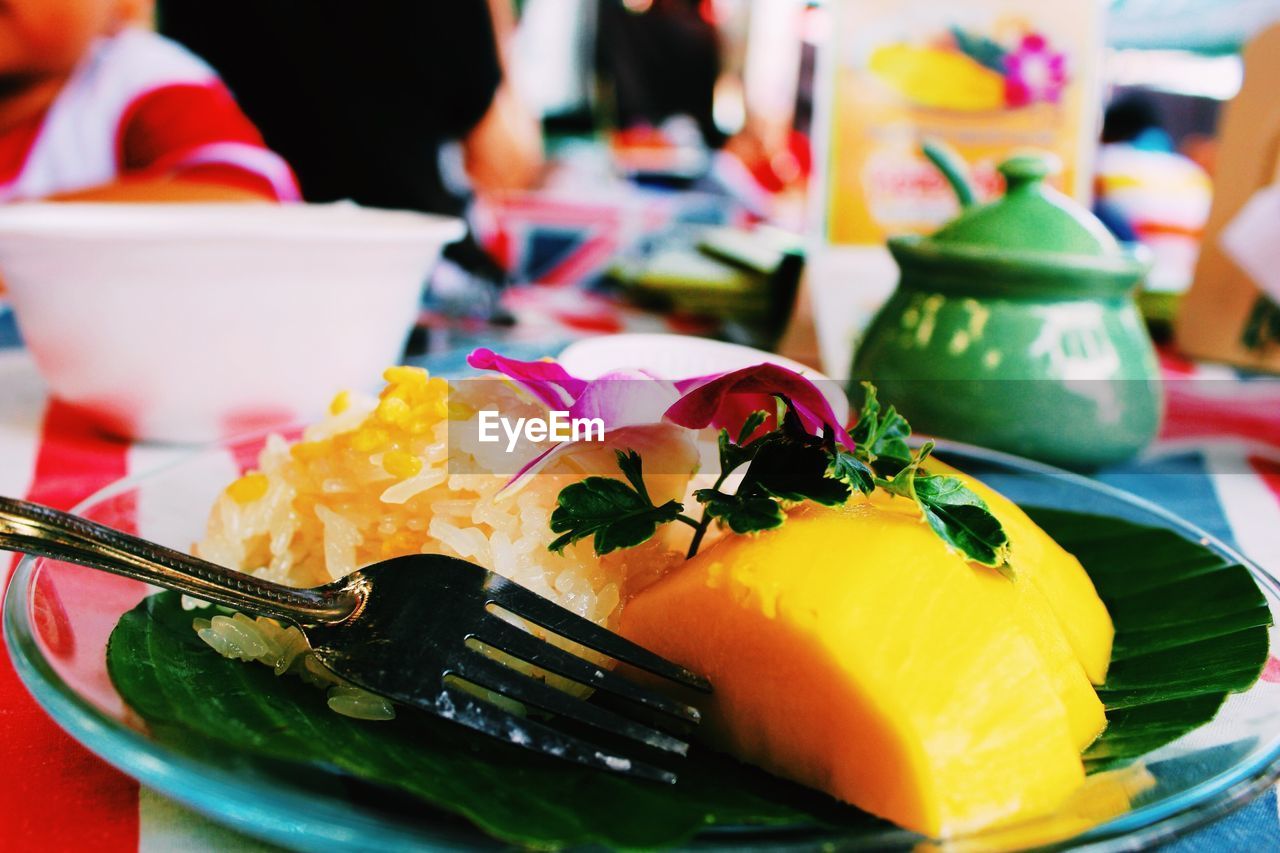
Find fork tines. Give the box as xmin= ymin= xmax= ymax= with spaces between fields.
xmin=434 ymin=570 xmax=715 ymax=782
xmin=471 ymin=615 xmax=702 ymax=725
xmin=482 ymin=572 xmax=711 ymax=693
xmin=452 ymin=651 xmax=690 ymax=755
xmin=438 ymin=685 xmax=679 ymax=783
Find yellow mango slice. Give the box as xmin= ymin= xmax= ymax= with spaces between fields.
xmin=864 ymin=488 xmax=1106 ymax=748
xmin=868 ymin=44 xmax=1006 ymax=112
xmin=1013 ymin=577 xmax=1107 ymax=749
xmin=621 ymin=502 xmax=1087 ymax=837
xmin=926 ymin=461 xmax=1115 ymax=685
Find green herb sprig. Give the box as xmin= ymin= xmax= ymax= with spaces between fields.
xmin=549 ymin=450 xmax=699 ymax=556
xmin=548 ymin=384 xmax=1012 ymax=574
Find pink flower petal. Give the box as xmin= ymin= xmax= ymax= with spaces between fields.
xmin=665 ymin=363 xmax=854 ymax=450
xmin=671 ymin=374 xmax=777 ymax=441
xmin=503 ymin=438 xmax=563 ymax=490
xmin=502 ymin=423 xmax=686 ymax=492
xmin=466 ymin=348 xmax=588 ymax=409
xmin=499 ymin=370 xmax=680 ymax=491
xmin=569 ymin=369 xmax=681 ymax=429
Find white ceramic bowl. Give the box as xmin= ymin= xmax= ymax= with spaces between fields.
xmin=0 ymin=203 xmax=464 ymax=442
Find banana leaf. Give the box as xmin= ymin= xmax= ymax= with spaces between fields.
xmin=106 ymin=507 xmax=1271 ymax=848
xmin=1027 ymin=508 xmax=1272 ymax=772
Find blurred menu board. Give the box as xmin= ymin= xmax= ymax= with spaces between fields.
xmin=820 ymin=0 xmax=1105 ymax=245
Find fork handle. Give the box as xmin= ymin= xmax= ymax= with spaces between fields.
xmin=0 ymin=496 xmax=358 ymax=625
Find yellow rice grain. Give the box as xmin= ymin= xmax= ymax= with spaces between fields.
xmin=225 ymin=472 xmax=269 ymax=505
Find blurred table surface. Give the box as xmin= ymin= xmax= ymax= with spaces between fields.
xmin=2 ymin=208 xmax=1280 ymax=849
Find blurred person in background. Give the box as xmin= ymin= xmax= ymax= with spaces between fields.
xmin=156 ymin=0 xmax=543 ymax=216
xmin=0 ymin=0 xmax=298 ymax=203
xmin=596 ymin=0 xmax=724 ymax=148
xmin=591 ymin=0 xmax=812 ymax=214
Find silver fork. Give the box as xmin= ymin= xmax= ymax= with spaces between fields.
xmin=0 ymin=496 xmax=710 ymax=783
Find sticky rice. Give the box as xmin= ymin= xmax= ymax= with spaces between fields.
xmin=197 ymin=366 xmax=699 ymax=630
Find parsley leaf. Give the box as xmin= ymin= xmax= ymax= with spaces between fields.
xmin=694 ymin=417 xmax=849 ymax=540
xmin=737 ymin=410 xmax=770 ymax=445
xmin=546 ymin=384 xmax=1012 ymax=574
xmin=746 ymin=437 xmax=851 ymax=506
xmin=870 ymin=407 xmax=912 ymax=464
xmin=548 ymin=450 xmax=684 ymax=556
xmin=614 ymin=447 xmax=655 ymax=500
xmin=717 ymin=429 xmax=754 ymax=476
xmin=826 ymin=449 xmax=875 ymax=496
xmin=877 ymin=441 xmax=1012 ymax=574
xmin=694 ymin=489 xmax=785 ymax=534
xmin=850 ymin=382 xmax=912 ymax=465
xmin=914 ymin=475 xmax=1012 ymax=575
xmin=712 ymin=409 xmax=775 ymax=480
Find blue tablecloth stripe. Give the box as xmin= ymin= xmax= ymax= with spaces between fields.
xmin=1097 ymin=450 xmax=1240 ymax=551
xmin=1167 ymin=790 xmax=1279 ymax=852
xmin=0 ymin=303 xmax=22 ymax=350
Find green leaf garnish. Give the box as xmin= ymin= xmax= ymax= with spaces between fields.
xmin=746 ymin=438 xmax=850 ymax=506
xmin=549 ymin=450 xmax=685 ymax=556
xmin=712 ymin=410 xmax=774 ymax=479
xmin=548 ymin=386 xmax=1010 ymax=571
xmin=877 ymin=441 xmax=1011 ymax=573
xmin=716 ymin=430 xmax=753 ymax=476
xmin=850 ymin=382 xmax=912 ymax=466
xmin=694 ymin=489 xmax=785 ymax=534
xmin=695 ymin=407 xmax=849 ymax=542
xmin=914 ymin=475 xmax=1011 ymax=574
xmin=826 ymin=449 xmax=875 ymax=496
xmin=736 ymin=410 xmax=770 ymax=445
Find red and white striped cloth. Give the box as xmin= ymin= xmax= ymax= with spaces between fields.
xmin=0 ymin=28 xmax=299 ymax=203
xmin=0 ymin=341 xmax=1278 ymax=850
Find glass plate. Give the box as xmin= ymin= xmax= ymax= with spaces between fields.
xmin=6 ymin=440 xmax=1280 ymax=851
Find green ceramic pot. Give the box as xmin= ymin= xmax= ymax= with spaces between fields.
xmin=850 ymin=146 xmax=1162 ymax=470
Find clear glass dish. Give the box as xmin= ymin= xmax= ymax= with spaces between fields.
xmin=5 ymin=439 xmax=1280 ymax=851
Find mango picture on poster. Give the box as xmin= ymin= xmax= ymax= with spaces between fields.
xmin=821 ymin=3 xmax=1102 ymax=245
xmin=869 ymin=29 xmax=1068 ymax=113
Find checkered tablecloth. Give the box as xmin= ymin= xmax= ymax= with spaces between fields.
xmin=2 ymin=291 xmax=1279 ymax=850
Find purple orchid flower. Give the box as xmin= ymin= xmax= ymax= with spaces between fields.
xmin=465 ymin=349 xmax=854 ymax=489
xmin=666 ymin=363 xmax=855 ymax=450
xmin=466 ymin=348 xmax=587 ymax=409
xmin=467 ymin=349 xmax=682 ymax=487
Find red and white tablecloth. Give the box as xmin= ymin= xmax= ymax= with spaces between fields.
xmin=2 ymin=301 xmax=1280 ymax=849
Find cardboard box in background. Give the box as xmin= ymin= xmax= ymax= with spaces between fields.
xmin=1177 ymin=24 xmax=1280 ymax=373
